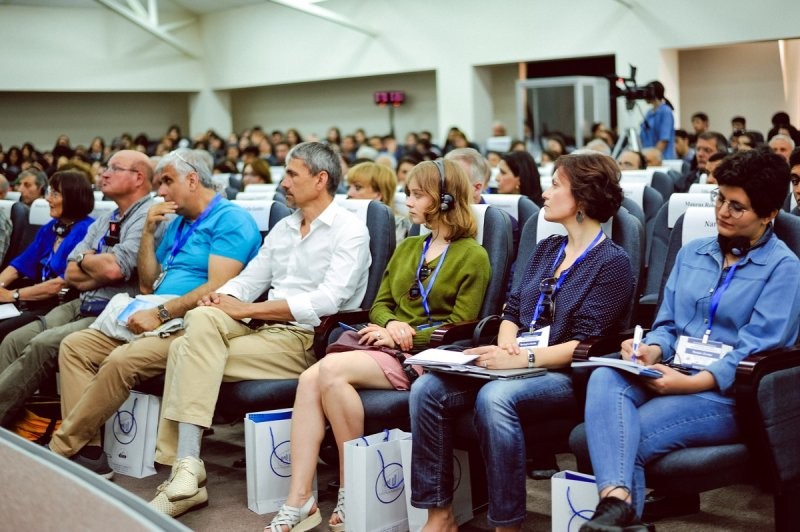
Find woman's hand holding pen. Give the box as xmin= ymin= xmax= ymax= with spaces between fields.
xmin=620 ymin=339 xmax=662 ymax=366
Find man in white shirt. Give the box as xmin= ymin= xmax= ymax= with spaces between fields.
xmin=149 ymin=142 xmax=372 ymax=517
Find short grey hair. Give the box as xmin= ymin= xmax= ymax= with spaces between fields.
xmin=585 ymin=139 xmax=612 ymax=156
xmin=769 ymin=134 xmax=796 ymax=150
xmin=0 ymin=174 xmax=9 ymax=194
xmin=286 ymin=142 xmax=341 ymax=196
xmin=156 ymin=148 xmax=214 ymax=189
xmin=445 ymin=147 xmax=490 ymax=186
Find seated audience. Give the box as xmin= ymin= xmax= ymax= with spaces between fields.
xmin=617 ymin=149 xmax=646 ymax=171
xmin=147 ymin=142 xmax=371 ymax=517
xmin=345 ymin=161 xmax=410 ymax=243
xmin=580 ymin=148 xmax=800 ymax=531
xmin=0 ymin=150 xmax=156 ymax=427
xmin=15 ymin=169 xmax=48 ymax=206
xmin=768 ymin=134 xmax=795 ymax=163
xmin=267 ymin=159 xmax=491 ymax=532
xmin=241 ymin=158 xmax=272 ymax=188
xmin=47 ymin=149 xmax=261 ymax=477
xmin=410 ymin=152 xmax=635 ymax=530
xmin=496 ymin=151 xmax=543 ymax=206
xmin=0 ymin=171 xmax=95 ymax=342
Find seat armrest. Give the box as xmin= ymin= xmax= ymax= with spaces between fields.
xmin=572 ymin=329 xmax=640 ymax=361
xmin=735 ymin=344 xmax=800 ymax=388
xmin=428 ymin=320 xmax=482 ymax=346
xmin=313 ymin=309 xmax=371 ymax=359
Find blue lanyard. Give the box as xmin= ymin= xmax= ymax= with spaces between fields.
xmin=162 ymin=195 xmax=222 ymax=271
xmin=416 ymin=235 xmax=450 ymax=324
xmin=529 ymin=229 xmax=604 ymax=329
xmin=702 ymin=260 xmax=740 ymax=343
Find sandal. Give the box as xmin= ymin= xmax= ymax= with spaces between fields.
xmin=329 ymin=488 xmax=345 ymax=532
xmin=267 ymin=496 xmax=321 ymax=532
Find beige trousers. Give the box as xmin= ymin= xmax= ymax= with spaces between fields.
xmin=48 ymin=328 xmax=180 ymax=457
xmin=155 ymin=306 xmax=314 ymax=465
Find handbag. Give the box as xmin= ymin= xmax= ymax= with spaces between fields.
xmin=551 ymin=470 xmax=599 ymax=532
xmin=344 ymin=428 xmax=411 ymax=532
xmin=103 ymin=391 xmax=160 ymax=478
xmin=244 ymin=408 xmax=317 ymax=514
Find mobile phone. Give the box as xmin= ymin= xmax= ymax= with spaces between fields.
xmin=338 ymin=322 xmax=367 ymax=332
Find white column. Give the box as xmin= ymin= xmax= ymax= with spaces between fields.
xmin=435 ymin=63 xmax=494 ymax=147
xmin=188 ymin=88 xmax=232 ymax=139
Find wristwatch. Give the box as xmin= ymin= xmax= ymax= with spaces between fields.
xmin=74 ymin=252 xmax=87 ymax=272
xmin=526 ymin=348 xmax=536 ymax=368
xmin=12 ymin=289 xmax=20 ymax=302
xmin=157 ymin=304 xmax=172 ymax=323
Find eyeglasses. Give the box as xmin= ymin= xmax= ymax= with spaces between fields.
xmin=175 ymin=152 xmax=200 ymax=174
xmin=536 ymin=277 xmax=558 ymax=324
xmin=103 ymin=164 xmax=137 ymax=174
xmin=710 ymin=188 xmax=748 ymax=219
xmin=791 ymin=174 xmax=800 ymax=187
xmin=408 ymin=266 xmax=432 ymax=300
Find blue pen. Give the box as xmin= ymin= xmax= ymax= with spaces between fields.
xmin=631 ymin=325 xmax=643 ymax=364
xmin=338 ymin=322 xmax=359 ymax=332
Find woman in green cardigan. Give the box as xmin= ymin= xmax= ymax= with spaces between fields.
xmin=267 ymin=159 xmax=491 ymax=532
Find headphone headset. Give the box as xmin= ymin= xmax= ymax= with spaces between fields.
xmin=53 ymin=221 xmax=74 ymax=238
xmin=433 ymin=159 xmax=454 ymax=212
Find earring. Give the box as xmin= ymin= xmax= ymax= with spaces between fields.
xmin=576 ymin=211 xmax=584 ymax=223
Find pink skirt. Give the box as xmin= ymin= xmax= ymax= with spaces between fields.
xmin=326 ymin=330 xmax=422 ymax=390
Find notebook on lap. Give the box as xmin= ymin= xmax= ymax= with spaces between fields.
xmin=424 ymin=365 xmax=546 ymax=380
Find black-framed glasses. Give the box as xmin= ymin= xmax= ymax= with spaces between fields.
xmin=536 ymin=276 xmax=557 ymax=323
xmin=791 ymin=174 xmax=800 ymax=187
xmin=101 ymin=163 xmax=137 ymax=174
xmin=408 ymin=266 xmax=432 ymax=300
xmin=710 ymin=188 xmax=748 ymax=219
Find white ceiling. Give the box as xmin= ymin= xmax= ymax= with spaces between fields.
xmin=0 ymin=0 xmax=281 ymax=15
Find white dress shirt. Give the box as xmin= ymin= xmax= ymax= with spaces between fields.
xmin=218 ymin=200 xmax=371 ymax=329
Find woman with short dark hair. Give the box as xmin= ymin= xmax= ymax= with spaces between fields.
xmin=0 ymin=171 xmax=94 ymax=341
xmin=580 ymin=148 xmax=800 ymax=531
xmin=410 ymin=152 xmax=635 ymax=530
xmin=497 ymin=150 xmax=543 ymax=206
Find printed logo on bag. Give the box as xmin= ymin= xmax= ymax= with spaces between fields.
xmin=112 ymin=397 xmax=138 ymax=444
xmin=567 ymin=486 xmax=594 ymax=530
xmin=269 ymin=426 xmax=292 ymax=478
xmin=375 ymin=449 xmax=404 ymax=503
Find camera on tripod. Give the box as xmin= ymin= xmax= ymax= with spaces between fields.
xmin=607 ymin=65 xmax=657 ymax=110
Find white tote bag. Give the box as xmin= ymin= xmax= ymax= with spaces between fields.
xmin=344 ymin=428 xmax=411 ymax=532
xmin=400 ymin=438 xmax=473 ymax=531
xmin=551 ymin=470 xmax=599 ymax=532
xmin=103 ymin=391 xmax=160 ymax=478
xmin=244 ymin=408 xmax=317 ymax=514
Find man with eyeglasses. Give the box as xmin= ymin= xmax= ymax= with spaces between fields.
xmin=46 ymin=148 xmax=262 ymax=478
xmin=676 ymin=131 xmax=729 ymax=192
xmin=147 ymin=141 xmax=371 ymax=517
xmin=0 ymin=150 xmax=156 ymax=428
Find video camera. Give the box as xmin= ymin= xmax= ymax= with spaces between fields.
xmin=607 ymin=65 xmax=657 ymax=111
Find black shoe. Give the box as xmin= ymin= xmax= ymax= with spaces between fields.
xmin=580 ymin=497 xmax=649 ymax=532
xmin=71 ymin=450 xmax=114 ymax=480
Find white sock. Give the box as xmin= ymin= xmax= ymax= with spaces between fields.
xmin=176 ymin=422 xmax=203 ymax=460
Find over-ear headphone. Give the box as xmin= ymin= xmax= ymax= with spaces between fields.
xmin=53 ymin=221 xmax=74 ymax=238
xmin=433 ymin=159 xmax=454 ymax=212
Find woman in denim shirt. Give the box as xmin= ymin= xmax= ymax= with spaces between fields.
xmin=581 ymin=148 xmax=800 ymax=531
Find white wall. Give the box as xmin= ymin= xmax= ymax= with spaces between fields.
xmin=679 ymin=41 xmax=798 ymax=135
xmin=1 ymin=0 xmax=799 ymax=148
xmin=231 ymin=71 xmax=437 ymax=141
xmin=0 ymin=92 xmax=189 ymax=149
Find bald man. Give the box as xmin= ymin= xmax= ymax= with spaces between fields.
xmin=0 ymin=150 xmax=158 ymax=427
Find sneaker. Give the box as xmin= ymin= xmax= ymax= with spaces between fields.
xmin=163 ymin=457 xmax=207 ymax=501
xmin=580 ymin=497 xmax=649 ymax=532
xmin=71 ymin=450 xmax=114 ymax=480
xmin=149 ymin=486 xmax=209 ymax=518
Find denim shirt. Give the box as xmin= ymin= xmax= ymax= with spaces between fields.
xmin=646 ymin=234 xmax=800 ymax=397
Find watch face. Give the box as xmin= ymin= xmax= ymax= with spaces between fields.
xmin=158 ymin=306 xmax=170 ymax=322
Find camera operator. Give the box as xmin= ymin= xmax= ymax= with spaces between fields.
xmin=640 ymin=81 xmax=676 ymax=160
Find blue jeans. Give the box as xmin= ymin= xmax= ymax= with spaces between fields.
xmin=410 ymin=370 xmax=575 ymax=528
xmin=584 ymin=367 xmax=741 ymax=516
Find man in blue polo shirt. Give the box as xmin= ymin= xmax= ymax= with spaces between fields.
xmin=47 ymin=148 xmax=262 ymax=477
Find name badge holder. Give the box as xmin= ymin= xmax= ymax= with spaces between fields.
xmin=528 ymin=229 xmax=603 ymax=333
xmin=517 ymin=327 xmax=550 ymax=349
xmin=414 ymin=236 xmax=450 ymax=328
xmin=152 ymin=195 xmax=222 ymax=292
xmin=675 ymin=256 xmax=739 ymax=369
